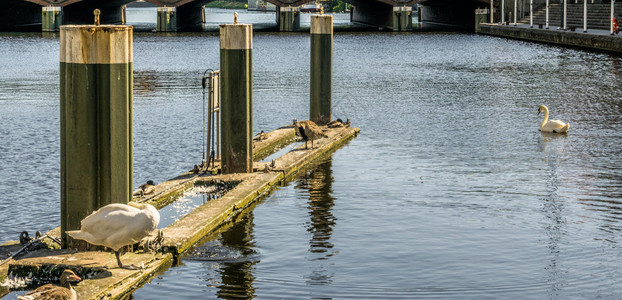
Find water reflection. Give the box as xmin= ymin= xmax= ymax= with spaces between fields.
xmin=215 ymin=215 xmax=257 ymax=298
xmin=134 ymin=70 xmax=160 ymax=96
xmin=538 ymin=132 xmax=568 ymax=294
xmin=294 ymin=159 xmax=337 ymax=285
xmin=188 ymin=210 xmax=258 ymax=299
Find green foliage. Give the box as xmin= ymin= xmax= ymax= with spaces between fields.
xmin=206 ymin=0 xmax=248 ymax=9
xmin=321 ymin=0 xmax=349 ymax=13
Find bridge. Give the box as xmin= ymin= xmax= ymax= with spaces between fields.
xmin=0 ymin=0 xmax=487 ymax=32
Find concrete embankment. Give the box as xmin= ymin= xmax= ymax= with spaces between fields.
xmin=478 ymin=23 xmax=622 ymax=54
xmin=0 ymin=124 xmax=359 ymax=299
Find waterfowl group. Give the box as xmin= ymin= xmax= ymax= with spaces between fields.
xmin=18 ymin=269 xmax=81 ymax=300
xmin=293 ymin=119 xmax=327 ymax=149
xmin=537 ymin=105 xmax=569 ymax=133
xmin=66 ymin=202 xmax=160 ymax=270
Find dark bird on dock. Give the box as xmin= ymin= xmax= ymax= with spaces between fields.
xmin=253 ymin=130 xmax=267 ymax=141
xmin=293 ymin=119 xmax=327 ymax=149
xmin=137 ymin=180 xmax=156 ymax=196
xmin=17 ymin=269 xmax=81 ymax=300
xmin=66 ymin=203 xmax=160 ymax=270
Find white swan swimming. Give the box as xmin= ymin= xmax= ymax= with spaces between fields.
xmin=66 ymin=203 xmax=160 ymax=270
xmin=538 ymin=105 xmax=569 ymax=133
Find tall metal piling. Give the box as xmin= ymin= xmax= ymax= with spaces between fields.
xmin=220 ymin=23 xmax=252 ymax=174
xmin=310 ymin=14 xmax=332 ymax=125
xmin=60 ymin=22 xmax=133 ymax=248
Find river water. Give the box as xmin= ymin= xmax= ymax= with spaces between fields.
xmin=2 ymin=7 xmax=622 ymax=299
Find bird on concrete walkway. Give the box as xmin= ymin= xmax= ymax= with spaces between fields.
xmin=66 ymin=203 xmax=160 ymax=270
xmin=293 ymin=119 xmax=327 ymax=149
xmin=139 ymin=180 xmax=156 ymax=195
xmin=17 ymin=269 xmax=81 ymax=300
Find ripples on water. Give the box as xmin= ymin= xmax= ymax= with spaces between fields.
xmin=2 ymin=8 xmax=622 ymax=299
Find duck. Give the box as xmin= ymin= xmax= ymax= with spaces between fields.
xmin=253 ymin=130 xmax=267 ymax=141
xmin=327 ymin=118 xmax=352 ymax=128
xmin=66 ymin=203 xmax=160 ymax=270
xmin=139 ymin=180 xmax=156 ymax=195
xmin=538 ymin=105 xmax=569 ymax=133
xmin=293 ymin=119 xmax=327 ymax=149
xmin=327 ymin=118 xmax=345 ymax=128
xmin=17 ymin=269 xmax=81 ymax=300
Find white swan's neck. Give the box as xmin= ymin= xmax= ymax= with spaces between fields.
xmin=540 ymin=106 xmax=549 ymax=129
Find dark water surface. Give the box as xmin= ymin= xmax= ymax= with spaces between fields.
xmin=3 ymin=8 xmax=622 ymax=299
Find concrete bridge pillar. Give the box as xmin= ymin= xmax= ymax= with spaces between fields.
xmin=393 ymin=6 xmax=412 ymax=31
xmin=176 ymin=5 xmax=206 ymax=31
xmin=42 ymin=7 xmax=62 ymax=32
xmin=278 ymin=6 xmax=300 ymax=31
xmin=157 ymin=7 xmax=177 ymax=32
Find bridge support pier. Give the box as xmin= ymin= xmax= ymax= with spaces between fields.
xmin=393 ymin=6 xmax=412 ymax=31
xmin=60 ymin=24 xmax=133 ymax=249
xmin=42 ymin=7 xmax=62 ymax=32
xmin=310 ymin=14 xmax=332 ymax=125
xmin=220 ymin=23 xmax=253 ymax=174
xmin=278 ymin=6 xmax=300 ymax=31
xmin=157 ymin=7 xmax=177 ymax=32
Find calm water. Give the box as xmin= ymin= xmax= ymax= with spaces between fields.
xmin=2 ymin=8 xmax=622 ymax=299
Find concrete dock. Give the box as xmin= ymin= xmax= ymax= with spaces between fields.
xmin=0 ymin=123 xmax=359 ymax=299
xmin=478 ymin=22 xmax=622 ymax=54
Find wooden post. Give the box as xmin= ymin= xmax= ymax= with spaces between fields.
xmin=220 ymin=23 xmax=253 ymax=174
xmin=60 ymin=23 xmax=133 ymax=248
xmin=310 ymin=14 xmax=332 ymax=125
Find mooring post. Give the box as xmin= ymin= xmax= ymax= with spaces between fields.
xmin=157 ymin=7 xmax=177 ymax=32
xmin=60 ymin=17 xmax=133 ymax=248
xmin=42 ymin=6 xmax=62 ymax=32
xmin=220 ymin=22 xmax=253 ymax=174
xmin=310 ymin=14 xmax=333 ymax=125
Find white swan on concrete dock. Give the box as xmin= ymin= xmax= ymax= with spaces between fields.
xmin=66 ymin=203 xmax=160 ymax=270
